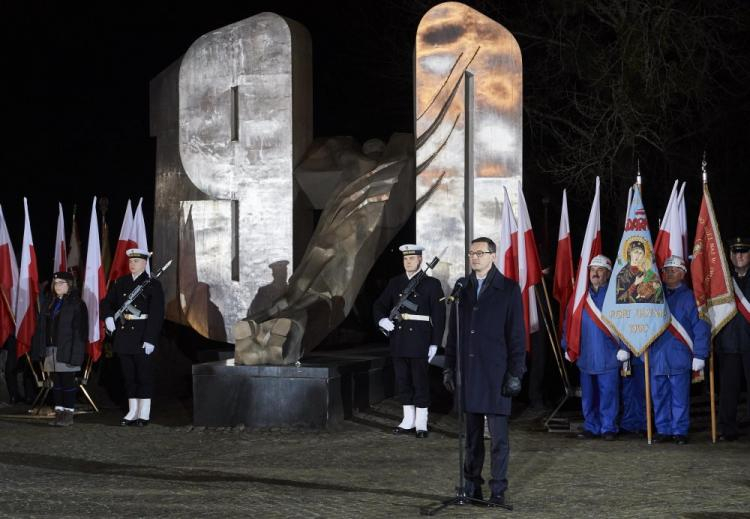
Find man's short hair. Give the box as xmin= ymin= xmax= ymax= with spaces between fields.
xmin=471 ymin=237 xmax=496 ymax=253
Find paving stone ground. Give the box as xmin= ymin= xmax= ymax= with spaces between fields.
xmin=0 ymin=396 xmax=748 ymax=518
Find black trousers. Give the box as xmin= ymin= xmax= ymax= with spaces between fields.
xmin=464 ymin=413 xmax=509 ymax=497
xmin=393 ymin=356 xmax=430 ymax=407
xmin=118 ymin=352 xmax=154 ymax=398
xmin=52 ymin=372 xmax=77 ymax=409
xmin=718 ymin=351 xmax=750 ymax=437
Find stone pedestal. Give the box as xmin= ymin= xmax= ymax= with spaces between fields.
xmin=192 ymin=345 xmax=392 ymax=428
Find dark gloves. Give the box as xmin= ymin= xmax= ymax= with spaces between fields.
xmin=443 ymin=368 xmax=455 ymax=393
xmin=501 ymin=372 xmax=522 ymax=397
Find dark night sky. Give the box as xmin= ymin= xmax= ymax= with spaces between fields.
xmin=3 ymin=2 xmax=750 ymax=278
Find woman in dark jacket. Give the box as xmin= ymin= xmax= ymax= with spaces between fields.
xmin=31 ymin=271 xmax=88 ymax=426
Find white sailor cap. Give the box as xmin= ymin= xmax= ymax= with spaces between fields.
xmin=398 ymin=244 xmax=424 ymax=256
xmin=662 ymin=255 xmax=687 ymax=272
xmin=126 ymin=248 xmax=152 ymax=260
xmin=588 ymin=255 xmax=612 ymax=270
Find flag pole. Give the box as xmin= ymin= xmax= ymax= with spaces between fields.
xmin=534 ymin=283 xmax=568 ymax=391
xmin=538 ymin=278 xmax=571 ymax=388
xmin=644 ymin=350 xmax=653 ymax=444
xmin=702 ymin=152 xmax=718 ymax=444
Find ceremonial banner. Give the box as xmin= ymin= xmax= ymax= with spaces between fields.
xmin=690 ymin=184 xmax=736 ymax=336
xmin=602 ymin=188 xmax=670 ymax=355
xmin=108 ymin=200 xmax=135 ymax=286
xmin=565 ymin=177 xmax=602 ymax=362
xmin=517 ymin=184 xmax=542 ymax=349
xmin=82 ymin=197 xmax=107 ymax=362
xmin=553 ymin=189 xmax=574 ymax=336
xmin=15 ymin=198 xmax=39 ymax=358
xmin=0 ymin=205 xmax=19 ymax=346
xmin=654 ymin=180 xmax=682 ymax=269
xmin=497 ymin=187 xmax=517 ymax=280
xmin=53 ymin=202 xmax=67 ymax=274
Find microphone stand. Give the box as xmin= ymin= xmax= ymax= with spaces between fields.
xmin=421 ymin=285 xmax=512 ymax=515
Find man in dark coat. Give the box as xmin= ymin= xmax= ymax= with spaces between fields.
xmin=443 ymin=237 xmax=526 ymax=506
xmin=373 ymin=244 xmax=445 ymax=438
xmin=716 ymin=236 xmax=750 ymax=441
xmin=101 ymin=248 xmax=164 ymax=426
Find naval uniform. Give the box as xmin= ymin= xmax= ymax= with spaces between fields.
xmin=100 ymin=272 xmax=165 ymax=399
xmin=373 ymin=272 xmax=445 ymax=408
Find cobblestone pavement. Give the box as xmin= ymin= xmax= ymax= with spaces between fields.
xmin=0 ymin=398 xmax=748 ymax=518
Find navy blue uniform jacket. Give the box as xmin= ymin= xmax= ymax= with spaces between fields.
xmin=373 ymin=273 xmax=445 ymax=358
xmin=100 ymin=272 xmax=165 ymax=355
xmin=445 ymin=265 xmax=526 ymax=415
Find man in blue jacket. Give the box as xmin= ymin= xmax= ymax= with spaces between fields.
xmin=443 ymin=237 xmax=526 ymax=507
xmin=563 ymin=255 xmax=630 ymax=440
xmin=648 ymin=256 xmax=709 ymax=444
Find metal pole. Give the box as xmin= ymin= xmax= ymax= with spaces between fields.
xmin=464 ymin=71 xmax=474 ymax=274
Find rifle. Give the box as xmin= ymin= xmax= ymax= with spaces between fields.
xmin=109 ymin=259 xmax=173 ymax=331
xmin=380 ymin=256 xmax=440 ymax=336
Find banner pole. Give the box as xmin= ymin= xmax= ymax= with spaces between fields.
xmin=644 ymin=350 xmax=653 ymax=445
xmin=534 ymin=284 xmax=567 ymax=391
xmin=709 ymin=347 xmax=717 ymax=444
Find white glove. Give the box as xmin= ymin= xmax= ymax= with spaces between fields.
xmin=105 ymin=317 xmax=116 ymax=333
xmin=378 ymin=318 xmax=395 ymax=332
xmin=142 ymin=342 xmax=155 ymax=355
xmin=692 ymin=358 xmax=705 ymax=371
xmin=428 ymin=345 xmax=437 ymax=363
xmin=564 ymin=351 xmax=572 ymax=362
xmin=616 ymin=349 xmax=630 ymax=362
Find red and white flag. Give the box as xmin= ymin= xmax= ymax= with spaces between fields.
xmin=82 ymin=197 xmax=107 ymax=362
xmin=564 ymin=177 xmax=602 ymax=362
xmin=132 ymin=198 xmax=150 ymax=274
xmin=15 ymin=198 xmax=39 ymax=358
xmin=0 ymin=205 xmax=19 ymax=347
xmin=517 ymin=183 xmax=542 ymax=350
xmin=53 ymin=202 xmax=67 ymax=274
xmin=498 ymin=187 xmax=518 ymax=281
xmin=677 ymin=182 xmax=688 ymax=261
xmin=108 ymin=200 xmax=135 ymax=286
xmin=553 ymin=189 xmax=574 ymax=336
xmin=691 ymin=183 xmax=736 ymax=336
xmin=67 ymin=206 xmax=82 ymax=282
xmin=654 ymin=180 xmax=687 ymax=269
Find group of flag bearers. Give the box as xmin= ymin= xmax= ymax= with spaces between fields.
xmin=0 ymin=198 xmax=163 ymax=427
xmin=559 ymin=166 xmax=749 ymax=444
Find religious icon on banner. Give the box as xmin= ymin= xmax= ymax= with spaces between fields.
xmin=602 ymin=188 xmax=670 ymax=356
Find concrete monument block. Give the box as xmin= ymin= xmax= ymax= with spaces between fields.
xmin=414 ymin=2 xmax=523 ymax=290
xmin=151 ymin=13 xmax=313 ymax=342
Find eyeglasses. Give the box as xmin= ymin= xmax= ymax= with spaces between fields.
xmin=467 ymin=250 xmax=493 ymax=258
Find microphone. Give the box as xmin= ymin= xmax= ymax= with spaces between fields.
xmin=442 ymin=279 xmax=464 ymax=303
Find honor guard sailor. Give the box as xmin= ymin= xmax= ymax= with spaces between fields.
xmin=716 ymin=237 xmax=750 ymax=441
xmin=101 ymin=248 xmax=165 ymax=426
xmin=373 ymin=244 xmax=445 ymax=438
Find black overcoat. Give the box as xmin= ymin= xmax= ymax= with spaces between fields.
xmin=445 ymin=265 xmax=526 ymax=415
xmin=373 ymin=273 xmax=446 ymax=358
xmin=100 ymin=272 xmax=165 ymax=355
xmin=31 ymin=292 xmax=88 ymax=366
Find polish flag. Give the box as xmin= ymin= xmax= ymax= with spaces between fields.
xmin=564 ymin=177 xmax=602 ymax=362
xmin=15 ymin=198 xmax=39 ymax=358
xmin=654 ymin=180 xmax=685 ymax=269
xmin=497 ymin=187 xmax=518 ymax=281
xmin=517 ymin=183 xmax=542 ymax=350
xmin=53 ymin=203 xmax=67 ymax=274
xmin=677 ymin=182 xmax=689 ymax=263
xmin=132 ymin=198 xmax=150 ymax=274
xmin=108 ymin=200 xmax=135 ymax=286
xmin=82 ymin=197 xmax=107 ymax=362
xmin=553 ymin=190 xmax=574 ymax=336
xmin=67 ymin=206 xmax=82 ymax=283
xmin=0 ymin=205 xmax=19 ymax=347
